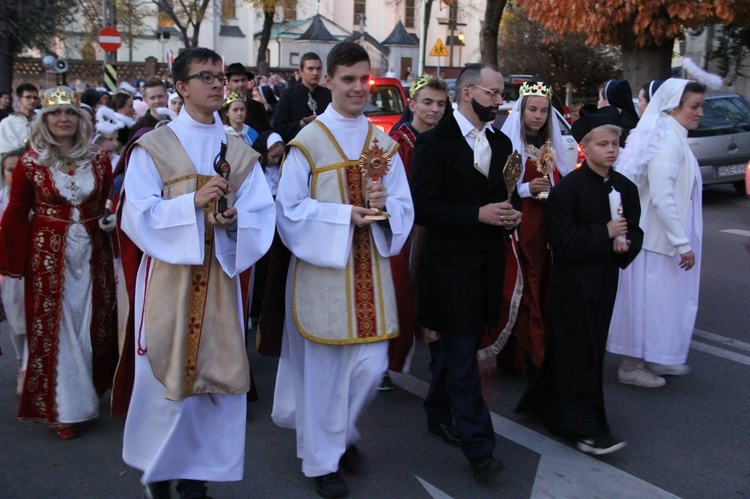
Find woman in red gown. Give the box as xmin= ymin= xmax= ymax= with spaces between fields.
xmin=497 ymin=82 xmax=572 ymax=374
xmin=0 ymin=86 xmax=118 ymax=439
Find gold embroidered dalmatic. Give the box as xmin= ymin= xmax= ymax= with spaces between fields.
xmin=137 ymin=128 xmax=260 ymax=400
xmin=288 ymin=121 xmax=400 ymax=345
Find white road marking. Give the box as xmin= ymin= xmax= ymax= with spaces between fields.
xmin=692 ymin=340 xmax=750 ymax=366
xmin=392 ymin=373 xmax=678 ymax=499
xmin=693 ymin=328 xmax=750 ymax=353
xmin=415 ymin=475 xmax=453 ymax=499
xmin=720 ymin=229 xmax=750 ymax=237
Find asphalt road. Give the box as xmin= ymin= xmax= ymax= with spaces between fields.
xmin=0 ymin=184 xmax=748 ymax=498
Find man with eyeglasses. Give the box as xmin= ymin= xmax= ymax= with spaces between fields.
xmin=0 ymin=83 xmax=38 ymax=154
xmin=410 ymin=62 xmax=522 ymax=479
xmin=120 ymin=47 xmax=275 ymax=499
xmin=128 ymin=76 xmax=170 ymax=140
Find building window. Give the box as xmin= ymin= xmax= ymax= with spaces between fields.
xmin=222 ymin=0 xmax=236 ymax=19
xmin=405 ymin=0 xmax=415 ymax=28
xmin=284 ymin=6 xmax=297 ymax=20
xmin=158 ymin=0 xmax=175 ymax=28
xmin=353 ymin=0 xmax=366 ymax=25
xmin=290 ymin=52 xmax=300 ymax=66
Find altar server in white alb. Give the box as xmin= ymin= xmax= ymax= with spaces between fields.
xmin=120 ymin=48 xmax=275 ymax=499
xmin=271 ymin=41 xmax=414 ymax=498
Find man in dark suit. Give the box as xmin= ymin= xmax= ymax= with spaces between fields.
xmin=272 ymin=52 xmax=332 ymax=144
xmin=225 ymin=62 xmax=272 ymax=133
xmin=410 ymin=62 xmax=522 ymax=479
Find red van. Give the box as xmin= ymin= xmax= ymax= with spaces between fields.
xmin=363 ymin=77 xmax=408 ymax=134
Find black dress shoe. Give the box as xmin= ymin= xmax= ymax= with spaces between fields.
xmin=175 ymin=479 xmax=210 ymax=499
xmin=313 ymin=472 xmax=349 ymax=498
xmin=469 ymin=454 xmax=504 ymax=478
xmin=339 ymin=445 xmax=363 ymax=474
xmin=144 ymin=481 xmax=171 ymax=499
xmin=428 ymin=421 xmax=462 ymax=446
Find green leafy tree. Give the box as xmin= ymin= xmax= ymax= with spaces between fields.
xmin=0 ymin=0 xmax=75 ymax=90
xmin=498 ymin=5 xmax=620 ymax=97
xmin=711 ymin=25 xmax=750 ymax=83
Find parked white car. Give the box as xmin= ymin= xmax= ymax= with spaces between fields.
xmin=687 ymin=92 xmax=750 ymax=194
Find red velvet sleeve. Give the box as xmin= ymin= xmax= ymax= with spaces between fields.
xmin=98 ymin=150 xmax=114 ymax=207
xmin=0 ymin=155 xmax=34 ymax=278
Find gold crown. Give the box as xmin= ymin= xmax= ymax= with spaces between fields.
xmin=410 ymin=74 xmax=443 ymax=99
xmin=519 ymin=81 xmax=553 ymax=100
xmin=40 ymin=86 xmax=80 ymax=108
xmin=223 ymin=92 xmax=244 ymax=108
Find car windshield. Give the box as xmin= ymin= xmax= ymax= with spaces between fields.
xmin=505 ymin=86 xmax=522 ymax=102
xmin=363 ymin=85 xmax=404 ymax=116
xmin=690 ymin=95 xmax=750 ymax=137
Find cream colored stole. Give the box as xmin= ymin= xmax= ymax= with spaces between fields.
xmin=137 ymin=127 xmax=260 ymax=400
xmin=288 ymin=120 xmax=400 ymax=345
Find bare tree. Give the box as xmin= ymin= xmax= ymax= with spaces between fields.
xmin=78 ymin=0 xmax=151 ymax=61
xmin=151 ymin=0 xmax=213 ymax=49
xmin=249 ymin=0 xmax=297 ymax=75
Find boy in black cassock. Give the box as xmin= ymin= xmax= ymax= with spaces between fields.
xmin=517 ymin=107 xmax=643 ymax=455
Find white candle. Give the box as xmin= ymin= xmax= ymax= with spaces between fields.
xmin=608 ymin=187 xmax=626 ymax=243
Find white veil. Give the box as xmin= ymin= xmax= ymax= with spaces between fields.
xmin=500 ymin=95 xmax=572 ymax=187
xmin=615 ymin=78 xmax=690 ymax=183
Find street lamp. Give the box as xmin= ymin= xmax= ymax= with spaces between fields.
xmin=458 ymin=32 xmax=464 ymax=67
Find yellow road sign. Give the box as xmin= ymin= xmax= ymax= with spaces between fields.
xmin=429 ymin=38 xmax=449 ymax=57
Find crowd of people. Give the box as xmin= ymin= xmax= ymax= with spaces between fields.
xmin=0 ymin=40 xmax=710 ymax=498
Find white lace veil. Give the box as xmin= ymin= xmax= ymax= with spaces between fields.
xmin=615 ymin=78 xmax=691 ymax=183
xmin=500 ymin=95 xmax=572 ymax=183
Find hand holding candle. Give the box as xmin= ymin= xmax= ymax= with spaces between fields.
xmin=608 ymin=187 xmax=628 ymax=252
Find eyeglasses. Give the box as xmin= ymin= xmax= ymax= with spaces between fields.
xmin=470 ymin=84 xmax=507 ymax=101
xmin=184 ymin=72 xmax=227 ymax=85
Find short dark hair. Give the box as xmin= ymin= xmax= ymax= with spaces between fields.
xmin=299 ymin=52 xmax=322 ymax=71
xmin=143 ymin=76 xmax=166 ymax=94
xmin=326 ymin=42 xmax=369 ymax=78
xmin=16 ymin=83 xmax=38 ymax=98
xmin=679 ymin=81 xmax=707 ymax=106
xmin=172 ymin=47 xmax=223 ymax=98
xmin=455 ymin=63 xmax=500 ymax=97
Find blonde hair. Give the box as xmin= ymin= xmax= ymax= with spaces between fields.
xmin=29 ymin=104 xmax=95 ymax=170
xmin=581 ymin=124 xmax=621 ymax=144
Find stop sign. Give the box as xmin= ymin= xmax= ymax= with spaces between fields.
xmin=98 ymin=27 xmax=122 ymax=52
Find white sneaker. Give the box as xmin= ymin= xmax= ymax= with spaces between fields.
xmin=645 ymin=362 xmax=691 ymax=376
xmin=618 ymin=364 xmax=666 ymax=388
xmin=576 ymin=435 xmax=627 ymax=456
